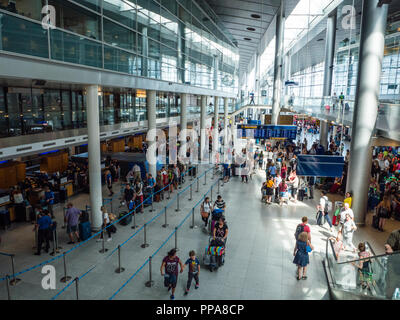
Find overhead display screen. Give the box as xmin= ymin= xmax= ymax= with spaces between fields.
xmin=237 ymin=125 xmax=297 ymax=140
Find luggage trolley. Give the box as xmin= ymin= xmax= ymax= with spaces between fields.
xmin=203 ymin=237 xmax=226 ymax=272
xmin=207 ymin=208 xmax=224 ymax=235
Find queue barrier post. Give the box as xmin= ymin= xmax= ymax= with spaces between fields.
xmin=141 ymin=224 xmax=149 ymax=248
xmin=99 ymin=230 xmax=108 ymax=254
xmin=210 ymin=185 xmax=213 ymax=203
xmin=174 ymin=227 xmax=178 ymax=251
xmin=190 ymin=208 xmax=197 ymax=229
xmin=188 ymin=184 xmax=192 ymax=201
xmin=167 ymin=187 xmax=171 ymax=200
xmin=162 ymin=207 xmax=169 ymax=228
xmin=131 ymin=207 xmax=138 ymax=229
xmin=196 ymin=178 xmax=199 ymax=193
xmin=145 ymin=256 xmax=154 ymax=288
xmin=60 ymin=252 xmax=72 ymax=283
xmin=204 ymin=171 xmax=207 ymax=185
xmin=5 ymin=275 xmax=10 ymax=300
xmin=217 ymin=178 xmax=220 ymax=195
xmin=75 ymin=277 xmax=79 ymax=300
xmin=115 ymin=245 xmax=125 ymax=274
xmin=190 ymin=167 xmax=193 ymax=181
xmin=175 ymin=193 xmax=180 ymax=212
xmin=9 ymin=254 xmax=21 ymax=286
xmin=149 ymin=192 xmax=154 ymax=212
xmin=62 ymin=207 xmax=67 ymax=229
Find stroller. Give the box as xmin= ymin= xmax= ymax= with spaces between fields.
xmin=208 ymin=208 xmax=224 ymax=235
xmin=203 ymin=237 xmax=226 ymax=272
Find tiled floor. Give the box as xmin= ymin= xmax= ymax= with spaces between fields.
xmin=0 ymin=135 xmax=397 ymax=300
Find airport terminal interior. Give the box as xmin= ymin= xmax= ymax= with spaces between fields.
xmin=0 ymin=0 xmax=400 ymax=301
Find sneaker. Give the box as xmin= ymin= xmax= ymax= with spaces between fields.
xmin=67 ymin=241 xmax=75 ymax=245
xmin=34 ymin=252 xmax=41 ymax=256
xmin=170 ymin=294 xmax=175 ymax=300
xmin=107 ymin=237 xmax=112 ymax=242
xmin=195 ymin=284 xmax=199 ymax=290
xmin=184 ymin=291 xmax=188 ymax=296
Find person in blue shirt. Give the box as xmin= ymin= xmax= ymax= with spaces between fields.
xmin=183 ymin=250 xmax=200 ymax=295
xmin=34 ymin=211 xmax=53 ymax=255
xmin=44 ymin=186 xmax=55 ymax=218
xmin=268 ymin=162 xmax=277 ymax=178
xmin=146 ymin=174 xmax=156 ymax=195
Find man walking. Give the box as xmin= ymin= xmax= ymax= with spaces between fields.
xmin=317 ymin=191 xmax=334 ymax=233
xmin=64 ymin=203 xmax=81 ymax=244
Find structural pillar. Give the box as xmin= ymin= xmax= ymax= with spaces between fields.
xmin=320 ymin=11 xmax=337 ymax=150
xmin=180 ymin=93 xmax=187 ymax=158
xmin=255 ymin=53 xmax=261 ymax=105
xmin=86 ymin=85 xmax=102 ymax=231
xmin=142 ymin=27 xmax=148 ymax=77
xmin=319 ymin=120 xmax=329 ymax=151
xmin=271 ymin=0 xmax=285 ymax=125
xmin=147 ymin=90 xmax=157 ymax=178
xmin=346 ymin=0 xmax=388 ymax=224
xmin=200 ymin=95 xmax=207 ymax=162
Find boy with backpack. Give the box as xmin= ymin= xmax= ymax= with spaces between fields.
xmin=317 ymin=191 xmax=334 ymax=233
xmin=294 ymin=216 xmax=311 ymax=243
xmin=183 ymin=250 xmax=200 ymax=295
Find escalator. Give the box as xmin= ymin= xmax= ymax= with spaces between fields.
xmin=322 ymin=238 xmax=400 ymax=300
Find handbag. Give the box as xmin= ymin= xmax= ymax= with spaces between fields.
xmin=306 ymin=245 xmax=312 ymax=253
xmin=201 ymin=210 xmax=209 ymax=219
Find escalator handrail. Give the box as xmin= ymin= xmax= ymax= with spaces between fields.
xmin=326 ymin=238 xmax=400 ymax=266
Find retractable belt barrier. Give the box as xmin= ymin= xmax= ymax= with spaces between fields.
xmin=0 ymin=165 xmax=215 ymax=287
xmin=108 ymin=176 xmax=221 ymax=300
xmin=48 ymin=165 xmax=218 ymax=300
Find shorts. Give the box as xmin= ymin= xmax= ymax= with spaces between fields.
xmin=67 ymin=224 xmax=78 ymax=234
xmin=280 ymin=192 xmax=287 ymax=198
xmin=164 ymin=273 xmax=177 ymax=288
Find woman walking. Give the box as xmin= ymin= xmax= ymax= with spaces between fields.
xmin=293 ymin=231 xmax=313 ymax=280
xmin=200 ymin=197 xmax=213 ymax=231
xmin=376 ymin=194 xmax=392 ymax=232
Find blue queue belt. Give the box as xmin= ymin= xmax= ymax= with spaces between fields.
xmin=108 ymin=176 xmax=219 ymax=300
xmin=49 ymin=165 xmax=215 ymax=299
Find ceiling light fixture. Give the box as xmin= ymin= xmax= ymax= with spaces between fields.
xmin=247 ymin=27 xmax=256 ymax=31
xmin=251 ymin=14 xmax=261 ymax=19
xmin=244 ymin=38 xmax=252 ymax=41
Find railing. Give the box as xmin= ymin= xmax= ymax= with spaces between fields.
xmin=325 ymin=237 xmax=400 ymax=299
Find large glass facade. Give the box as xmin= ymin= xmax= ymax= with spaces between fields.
xmin=0 ymin=0 xmax=239 ymax=94
xmin=0 ymin=86 xmax=200 ymax=137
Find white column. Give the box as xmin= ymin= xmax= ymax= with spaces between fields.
xmin=147 ymin=90 xmax=157 ymax=178
xmin=180 ymin=93 xmax=188 ymax=157
xmin=86 ymin=85 xmax=102 ymax=231
xmin=200 ymin=95 xmax=207 ymax=162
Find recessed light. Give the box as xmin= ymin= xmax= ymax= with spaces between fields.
xmin=244 ymin=38 xmax=252 ymax=41
xmin=247 ymin=27 xmax=256 ymax=31
xmin=317 ymin=38 xmax=324 ymax=41
xmin=251 ymin=14 xmax=261 ymax=19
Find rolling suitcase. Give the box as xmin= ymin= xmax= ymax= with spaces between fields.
xmin=15 ymin=204 xmax=26 ymax=222
xmin=79 ymin=221 xmax=92 ymax=241
xmin=119 ymin=212 xmax=132 ymax=226
xmin=372 ymin=215 xmax=380 ymax=229
xmin=298 ymin=189 xmax=305 ymax=201
xmin=59 ymin=188 xmax=68 ymax=202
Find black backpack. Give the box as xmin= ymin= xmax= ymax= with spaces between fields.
xmin=294 ymin=224 xmax=304 ymax=240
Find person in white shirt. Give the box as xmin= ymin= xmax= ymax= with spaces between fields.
xmin=97 ymin=206 xmax=112 ymax=242
xmin=342 ymin=213 xmax=357 ymax=252
xmin=339 ymin=202 xmax=354 ymax=231
xmin=126 ymin=169 xmax=135 ymax=184
xmin=317 ymin=191 xmax=334 ymax=232
xmin=133 ymin=164 xmax=141 ymax=180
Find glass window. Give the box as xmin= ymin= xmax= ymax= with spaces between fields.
xmin=103 ymin=18 xmax=137 ymax=52
xmin=49 ymin=0 xmax=101 ymax=40
xmin=104 ymin=45 xmax=138 ymax=75
xmin=21 ymin=91 xmax=45 ymax=134
xmin=0 ymin=88 xmax=8 ymax=137
xmin=161 ymin=0 xmax=176 ymax=15
xmin=6 ymin=92 xmax=22 ymax=136
xmin=103 ymin=0 xmax=136 ymax=30
xmin=79 ymin=0 xmax=102 ymax=12
xmin=0 ymin=0 xmax=45 ymax=21
xmin=43 ymin=90 xmax=62 ymax=131
xmin=50 ymin=29 xmax=103 ymax=68
xmin=72 ymin=91 xmax=85 ymax=128
xmin=0 ymin=13 xmax=49 ymax=58
xmin=61 ymin=90 xmax=72 ymax=129
xmin=103 ymin=93 xmax=115 ymax=125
